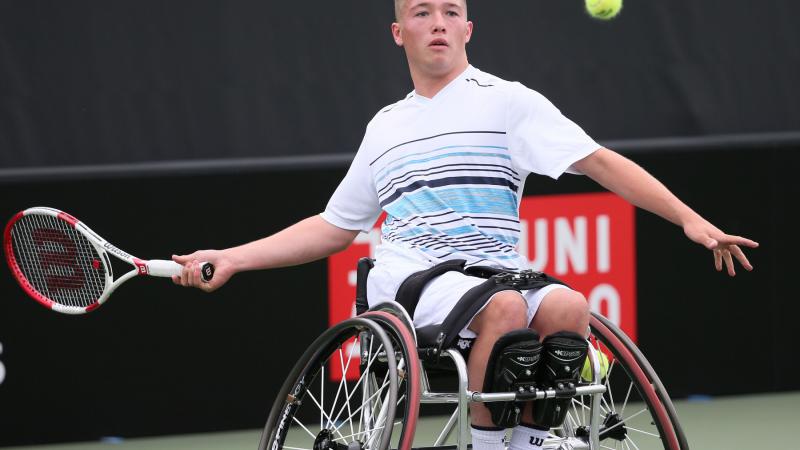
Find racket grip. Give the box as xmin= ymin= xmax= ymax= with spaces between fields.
xmin=147 ymin=260 xmax=215 ymax=282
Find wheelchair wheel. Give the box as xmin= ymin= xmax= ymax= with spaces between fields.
xmin=556 ymin=312 xmax=689 ymax=450
xmin=258 ymin=317 xmax=409 ymax=450
xmin=359 ymin=310 xmax=421 ymax=450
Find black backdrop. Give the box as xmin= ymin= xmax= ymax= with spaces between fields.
xmin=1 ymin=0 xmax=799 ymax=168
xmin=0 ymin=143 xmax=797 ymax=445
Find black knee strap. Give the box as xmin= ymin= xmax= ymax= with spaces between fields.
xmin=533 ymin=331 xmax=588 ymax=428
xmin=483 ymin=329 xmax=542 ymax=428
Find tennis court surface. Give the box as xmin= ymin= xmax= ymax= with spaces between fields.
xmin=4 ymin=391 xmax=796 ymax=450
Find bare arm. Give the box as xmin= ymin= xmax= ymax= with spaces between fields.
xmin=172 ymin=214 xmax=359 ymax=291
xmin=573 ymin=148 xmax=759 ymax=275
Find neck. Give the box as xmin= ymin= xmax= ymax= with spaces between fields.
xmin=409 ymin=59 xmax=469 ymax=98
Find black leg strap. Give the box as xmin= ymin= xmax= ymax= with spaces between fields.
xmin=434 ymin=279 xmax=519 ymax=354
xmin=394 ymin=259 xmax=466 ymax=319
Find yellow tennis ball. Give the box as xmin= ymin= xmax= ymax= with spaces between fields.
xmin=585 ymin=0 xmax=622 ymax=20
xmin=581 ymin=351 xmax=610 ymax=381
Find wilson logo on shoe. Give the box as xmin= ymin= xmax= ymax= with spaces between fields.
xmin=516 ymin=355 xmax=539 ymax=363
xmin=554 ymin=349 xmax=582 ymax=358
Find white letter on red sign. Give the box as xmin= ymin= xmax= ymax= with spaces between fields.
xmin=597 ymin=215 xmax=610 ymax=273
xmin=0 ymin=342 xmax=5 ymax=385
xmin=520 ymin=219 xmax=549 ymax=271
xmin=555 ymin=217 xmax=587 ymax=275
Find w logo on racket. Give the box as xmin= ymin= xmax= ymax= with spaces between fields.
xmin=32 ymin=228 xmax=86 ymax=291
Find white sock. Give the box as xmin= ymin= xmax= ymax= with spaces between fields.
xmin=470 ymin=426 xmax=506 ymax=450
xmin=509 ymin=424 xmax=549 ymax=450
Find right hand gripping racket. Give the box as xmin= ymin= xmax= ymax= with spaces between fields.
xmin=3 ymin=206 xmax=214 ymax=314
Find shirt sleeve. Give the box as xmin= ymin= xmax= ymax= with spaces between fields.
xmin=506 ymin=82 xmax=601 ymax=179
xmin=320 ymin=135 xmax=382 ymax=233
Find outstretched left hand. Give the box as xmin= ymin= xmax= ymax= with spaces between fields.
xmin=682 ymin=217 xmax=759 ymax=276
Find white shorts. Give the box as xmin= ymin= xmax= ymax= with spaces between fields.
xmin=366 ymin=242 xmax=572 ymax=339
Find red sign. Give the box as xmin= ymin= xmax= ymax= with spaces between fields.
xmin=517 ymin=193 xmax=637 ymax=341
xmin=328 ymin=193 xmax=636 ymax=380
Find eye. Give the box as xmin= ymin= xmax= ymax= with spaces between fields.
xmin=415 ymin=11 xmax=429 ymax=17
xmin=446 ymin=10 xmax=460 ymax=17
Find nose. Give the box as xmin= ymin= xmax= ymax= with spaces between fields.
xmin=432 ymin=12 xmax=446 ymax=33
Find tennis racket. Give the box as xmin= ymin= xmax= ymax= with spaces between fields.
xmin=3 ymin=206 xmax=214 ymax=314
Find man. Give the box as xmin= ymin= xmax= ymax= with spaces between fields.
xmin=174 ymin=1 xmax=757 ymax=448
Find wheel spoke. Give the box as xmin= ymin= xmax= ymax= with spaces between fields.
xmin=329 ymin=342 xmax=384 ymax=431
xmin=339 ymin=342 xmax=355 ymax=439
xmin=327 ymin=344 xmax=357 ymax=429
xmin=625 ymin=426 xmax=660 ymax=439
xmin=332 ymin=379 xmax=392 ymax=435
xmin=306 ymin=391 xmax=346 ymax=440
xmin=626 ymin=437 xmax=642 ymax=450
xmin=607 ymin=359 xmax=617 ymax=412
xmin=621 ymin=381 xmax=633 ymax=416
xmin=292 ymin=417 xmax=318 ymax=440
xmin=599 ymin=395 xmax=612 ymax=415
xmin=606 ymin=353 xmax=616 ymax=378
xmin=600 ymin=408 xmax=649 ymax=438
xmin=627 ymin=438 xmax=643 ymax=450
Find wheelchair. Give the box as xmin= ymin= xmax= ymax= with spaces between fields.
xmin=258 ymin=259 xmax=688 ymax=450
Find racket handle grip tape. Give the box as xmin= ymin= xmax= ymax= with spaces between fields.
xmin=148 ymin=260 xmax=215 ymax=282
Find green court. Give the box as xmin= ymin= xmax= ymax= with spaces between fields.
xmin=6 ymin=392 xmax=795 ymax=450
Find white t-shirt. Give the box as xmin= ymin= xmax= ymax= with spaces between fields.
xmin=321 ymin=65 xmax=600 ymax=270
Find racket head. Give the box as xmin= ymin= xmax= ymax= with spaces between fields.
xmin=3 ymin=207 xmax=113 ymax=314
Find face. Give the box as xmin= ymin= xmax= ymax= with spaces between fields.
xmin=392 ymin=0 xmax=473 ymax=77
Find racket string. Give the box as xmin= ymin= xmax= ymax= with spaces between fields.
xmin=11 ymin=214 xmax=108 ymax=308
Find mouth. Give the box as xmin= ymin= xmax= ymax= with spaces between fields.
xmin=428 ymin=39 xmax=449 ymax=48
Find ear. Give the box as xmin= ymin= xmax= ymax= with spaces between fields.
xmin=465 ymin=20 xmax=473 ymax=44
xmin=391 ymin=22 xmax=404 ymax=47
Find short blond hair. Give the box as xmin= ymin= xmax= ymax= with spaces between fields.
xmin=394 ymin=0 xmax=468 ymax=21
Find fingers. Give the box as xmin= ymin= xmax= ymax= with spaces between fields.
xmin=730 ymin=245 xmax=754 ymax=271
xmin=172 ymin=260 xmax=199 ymax=288
xmin=716 ymin=235 xmax=759 ymax=249
xmin=714 ymin=249 xmax=723 ymax=272
xmin=722 ymin=250 xmax=736 ymax=276
xmin=173 ymin=249 xmax=224 ymax=292
xmin=172 ymin=253 xmax=194 ymax=264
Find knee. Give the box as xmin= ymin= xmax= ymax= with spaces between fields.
xmin=475 ymin=291 xmax=528 ymax=333
xmin=554 ymin=291 xmax=590 ymax=333
xmin=533 ymin=288 xmax=592 ymax=337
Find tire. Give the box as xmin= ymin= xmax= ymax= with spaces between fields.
xmin=556 ymin=312 xmax=688 ymax=449
xmin=258 ymin=317 xmax=401 ymax=450
xmin=359 ymin=310 xmax=421 ymax=450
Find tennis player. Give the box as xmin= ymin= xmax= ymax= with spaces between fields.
xmin=174 ymin=1 xmax=758 ymax=448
